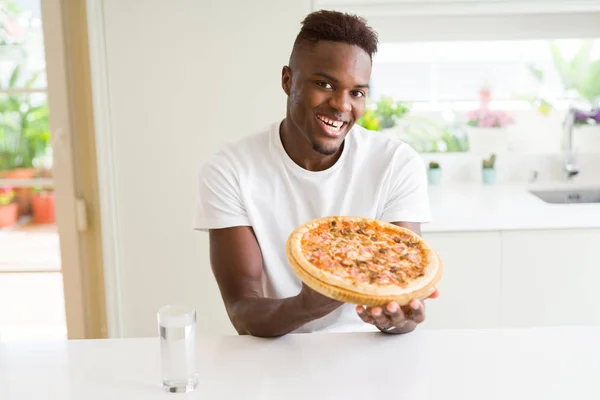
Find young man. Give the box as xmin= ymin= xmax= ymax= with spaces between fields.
xmin=194 ymin=10 xmax=438 ymax=337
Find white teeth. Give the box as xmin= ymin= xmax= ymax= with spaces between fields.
xmin=323 ymin=123 xmax=340 ymax=135
xmin=318 ymin=115 xmax=343 ymax=128
xmin=317 ymin=115 xmax=344 ymax=136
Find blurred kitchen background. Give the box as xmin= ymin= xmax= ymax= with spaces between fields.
xmin=1 ymin=0 xmax=599 ymax=340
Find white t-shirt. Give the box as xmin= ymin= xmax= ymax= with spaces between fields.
xmin=194 ymin=120 xmax=431 ymax=333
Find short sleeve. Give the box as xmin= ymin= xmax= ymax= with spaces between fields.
xmin=193 ymin=155 xmax=251 ymax=231
xmin=380 ymin=149 xmax=431 ymax=224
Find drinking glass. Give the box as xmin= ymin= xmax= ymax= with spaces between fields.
xmin=157 ymin=305 xmax=199 ymax=393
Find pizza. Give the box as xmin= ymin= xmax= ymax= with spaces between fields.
xmin=286 ymin=216 xmax=442 ymax=306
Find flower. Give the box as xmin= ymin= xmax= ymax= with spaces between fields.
xmin=574 ymin=108 xmax=600 ymax=125
xmin=467 ymin=86 xmax=514 ymax=128
xmin=4 ymin=18 xmax=25 ymax=41
xmin=467 ymin=108 xmax=514 ymax=128
xmin=0 ymin=186 xmax=16 ymax=206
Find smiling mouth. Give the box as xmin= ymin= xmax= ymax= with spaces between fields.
xmin=316 ymin=114 xmax=347 ymax=137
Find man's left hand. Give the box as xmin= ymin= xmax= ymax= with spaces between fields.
xmin=356 ymin=288 xmax=439 ymax=334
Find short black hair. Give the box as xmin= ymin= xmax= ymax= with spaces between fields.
xmin=291 ymin=10 xmax=379 ymax=61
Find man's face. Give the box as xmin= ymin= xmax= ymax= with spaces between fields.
xmin=282 ymin=41 xmax=372 ymax=156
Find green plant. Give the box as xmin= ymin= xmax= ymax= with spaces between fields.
xmin=358 ymin=96 xmax=471 ymax=153
xmin=30 ymin=185 xmax=53 ymax=195
xmin=0 ymin=64 xmax=50 ymax=171
xmin=550 ymin=40 xmax=600 ymax=103
xmin=394 ymin=115 xmax=470 ymax=153
xmin=515 ymin=41 xmax=600 ymax=117
xmin=429 ymin=161 xmax=440 ymax=169
xmin=357 ymin=96 xmax=410 ymax=131
xmin=516 ymin=65 xmax=554 ymax=115
xmin=439 ymin=126 xmax=470 ymax=152
xmin=357 ymin=107 xmax=381 ymax=131
xmin=482 ymin=154 xmax=496 ymax=169
xmin=0 ymin=186 xmax=15 ymax=206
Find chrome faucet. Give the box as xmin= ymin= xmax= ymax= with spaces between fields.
xmin=563 ymin=108 xmax=579 ymax=180
xmin=528 ymin=170 xmax=539 ymax=184
xmin=563 ymin=104 xmax=597 ymax=180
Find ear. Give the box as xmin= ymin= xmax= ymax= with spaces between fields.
xmin=281 ymin=66 xmax=292 ymax=96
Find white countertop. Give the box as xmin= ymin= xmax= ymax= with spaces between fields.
xmin=1 ymin=326 xmax=599 ymax=399
xmin=423 ymin=183 xmax=600 ymax=233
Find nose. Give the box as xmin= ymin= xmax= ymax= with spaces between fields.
xmin=329 ymin=91 xmax=352 ymax=114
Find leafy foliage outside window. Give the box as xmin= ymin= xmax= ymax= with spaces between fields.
xmin=0 ymin=1 xmax=26 ymax=46
xmin=551 ymin=40 xmax=600 ymax=104
xmin=0 ymin=65 xmax=49 ymax=171
xmin=522 ymin=40 xmax=600 ymax=124
xmin=0 ymin=0 xmax=50 ymax=172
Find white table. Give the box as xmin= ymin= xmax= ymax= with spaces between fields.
xmin=1 ymin=326 xmax=599 ymax=399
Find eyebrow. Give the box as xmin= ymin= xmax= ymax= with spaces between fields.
xmin=312 ymin=72 xmax=370 ymax=89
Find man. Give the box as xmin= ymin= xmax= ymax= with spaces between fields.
xmin=194 ymin=10 xmax=438 ymax=337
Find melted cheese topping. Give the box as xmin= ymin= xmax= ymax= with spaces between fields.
xmin=300 ymin=219 xmax=428 ymax=287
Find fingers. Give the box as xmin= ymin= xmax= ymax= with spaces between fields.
xmin=405 ymin=300 xmax=426 ymax=324
xmin=356 ymin=306 xmax=375 ymax=324
xmin=356 ymin=305 xmax=393 ymax=328
xmin=370 ymin=306 xmax=393 ymax=329
xmin=428 ymin=288 xmax=440 ymax=299
xmin=409 ymin=298 xmax=420 ymax=310
xmin=384 ymin=302 xmax=409 ymax=327
xmin=357 ymin=298 xmax=428 ymax=329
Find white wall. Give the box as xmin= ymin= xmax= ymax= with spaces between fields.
xmin=92 ymin=0 xmax=600 ymax=338
xmin=96 ymin=0 xmax=311 ymax=337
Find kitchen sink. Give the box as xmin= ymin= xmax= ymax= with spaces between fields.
xmin=529 ymin=188 xmax=600 ymax=204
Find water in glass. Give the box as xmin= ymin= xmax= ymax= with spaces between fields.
xmin=157 ymin=305 xmax=198 ymax=393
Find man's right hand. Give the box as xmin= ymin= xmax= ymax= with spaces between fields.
xmin=298 ymin=283 xmax=343 ymax=313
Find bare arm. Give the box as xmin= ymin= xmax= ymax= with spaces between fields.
xmin=209 ymin=226 xmax=341 ymax=337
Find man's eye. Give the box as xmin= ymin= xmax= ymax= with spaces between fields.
xmin=317 ymin=81 xmax=333 ymax=89
xmin=352 ymin=90 xmax=365 ymax=98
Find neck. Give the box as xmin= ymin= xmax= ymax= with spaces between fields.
xmin=279 ymin=117 xmax=344 ymax=172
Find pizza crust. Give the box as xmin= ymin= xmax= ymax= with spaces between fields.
xmin=286 ymin=216 xmax=443 ymax=306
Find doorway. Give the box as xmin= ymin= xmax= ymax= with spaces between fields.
xmin=0 ymin=0 xmax=106 ymax=340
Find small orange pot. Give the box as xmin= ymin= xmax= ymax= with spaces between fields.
xmin=0 ymin=203 xmax=18 ymax=228
xmin=31 ymin=192 xmax=55 ymax=224
xmin=0 ymin=168 xmax=37 ymax=216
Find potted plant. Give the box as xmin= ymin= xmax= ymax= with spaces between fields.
xmin=549 ymin=40 xmax=600 ymax=151
xmin=0 ymin=64 xmax=50 ymax=216
xmin=427 ymin=161 xmax=442 ymax=185
xmin=572 ymin=107 xmax=600 ymax=151
xmin=0 ymin=186 xmax=18 ymax=228
xmin=30 ymin=187 xmax=55 ymax=224
xmin=465 ymin=86 xmax=514 ymax=155
xmin=482 ymin=154 xmax=497 ymax=185
xmin=356 ymin=96 xmax=411 ymax=131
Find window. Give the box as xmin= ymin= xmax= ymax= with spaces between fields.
xmin=361 ymin=38 xmax=600 ymax=153
xmin=372 ymin=39 xmax=600 ymax=108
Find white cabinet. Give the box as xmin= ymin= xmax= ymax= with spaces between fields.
xmin=421 ymin=228 xmax=600 ymax=331
xmin=421 ymin=232 xmax=502 ymax=329
xmin=500 ymin=229 xmax=600 ymax=328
